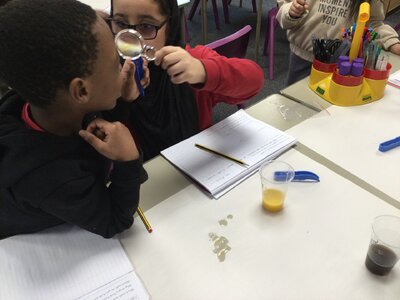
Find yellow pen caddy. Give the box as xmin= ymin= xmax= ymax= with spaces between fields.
xmin=308 ymin=2 xmax=391 ymax=107
xmin=308 ymin=59 xmax=392 ymax=106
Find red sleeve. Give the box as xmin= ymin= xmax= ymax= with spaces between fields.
xmin=185 ymin=45 xmax=264 ymax=130
xmin=186 ymin=45 xmax=264 ymax=104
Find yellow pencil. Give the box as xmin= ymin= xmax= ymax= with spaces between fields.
xmin=195 ymin=143 xmax=248 ymax=166
xmin=137 ymin=206 xmax=152 ymax=233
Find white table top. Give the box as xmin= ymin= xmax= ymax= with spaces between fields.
xmin=287 ymin=84 xmax=400 ymax=205
xmin=120 ymin=149 xmax=400 ymax=300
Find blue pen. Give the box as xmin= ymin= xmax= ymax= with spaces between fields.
xmin=351 ymin=23 xmax=356 ymax=39
xmin=133 ymin=56 xmax=145 ymax=97
xmin=378 ymin=136 xmax=400 ymax=152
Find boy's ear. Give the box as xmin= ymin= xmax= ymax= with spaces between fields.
xmin=69 ymin=78 xmax=91 ymax=104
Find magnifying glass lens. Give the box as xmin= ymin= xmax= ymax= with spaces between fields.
xmin=115 ymin=29 xmax=157 ymax=61
xmin=115 ymin=30 xmax=143 ymax=60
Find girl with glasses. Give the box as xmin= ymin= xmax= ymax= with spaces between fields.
xmin=107 ymin=0 xmax=264 ymax=161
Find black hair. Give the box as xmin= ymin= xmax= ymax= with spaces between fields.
xmin=0 ymin=0 xmax=98 ymax=107
xmin=110 ymin=0 xmax=182 ymax=46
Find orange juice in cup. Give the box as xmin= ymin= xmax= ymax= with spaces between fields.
xmin=259 ymin=161 xmax=294 ymax=213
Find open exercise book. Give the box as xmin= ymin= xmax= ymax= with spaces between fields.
xmin=0 ymin=225 xmax=149 ymax=300
xmin=161 ymin=110 xmax=296 ymax=198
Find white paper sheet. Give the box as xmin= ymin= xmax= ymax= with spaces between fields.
xmin=388 ymin=69 xmax=400 ymax=88
xmin=79 ymin=271 xmax=148 ymax=300
xmin=287 ymin=85 xmax=400 ymax=202
xmin=0 ymin=226 xmax=149 ymax=300
xmin=120 ymin=150 xmax=400 ymax=300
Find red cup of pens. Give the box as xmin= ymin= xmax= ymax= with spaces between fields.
xmin=309 ymin=59 xmax=337 ymax=86
xmin=363 ymin=63 xmax=392 ymax=100
xmin=312 ymin=59 xmax=337 ymax=73
xmin=364 ymin=63 xmax=392 ymax=80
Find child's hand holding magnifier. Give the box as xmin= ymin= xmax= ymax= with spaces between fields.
xmin=120 ymin=58 xmax=150 ymax=101
xmin=154 ymin=46 xmax=206 ymax=85
xmin=115 ymin=29 xmax=154 ymax=101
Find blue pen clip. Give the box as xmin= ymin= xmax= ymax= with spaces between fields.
xmin=274 ymin=171 xmax=320 ymax=182
xmin=133 ymin=56 xmax=145 ymax=97
xmin=378 ymin=136 xmax=400 ymax=152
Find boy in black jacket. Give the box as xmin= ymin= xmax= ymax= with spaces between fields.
xmin=0 ymin=0 xmax=148 ymax=239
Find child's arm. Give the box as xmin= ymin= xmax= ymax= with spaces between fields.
xmin=155 ymin=45 xmax=263 ymax=103
xmin=79 ymin=118 xmax=139 ymax=161
xmin=184 ymin=45 xmax=264 ymax=103
xmin=277 ymin=0 xmax=309 ymax=30
xmin=38 ymin=158 xmax=147 ymax=238
xmin=368 ymin=1 xmax=400 ymax=55
xmin=154 ymin=46 xmax=206 ymax=85
xmin=389 ymin=43 xmax=400 ymax=55
xmin=288 ymin=0 xmax=309 ymax=18
xmin=36 ymin=119 xmax=146 ymax=238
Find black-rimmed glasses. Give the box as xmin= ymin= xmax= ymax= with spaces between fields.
xmin=107 ymin=18 xmax=168 ymax=40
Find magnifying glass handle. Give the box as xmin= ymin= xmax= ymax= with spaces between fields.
xmin=133 ymin=57 xmax=145 ymax=97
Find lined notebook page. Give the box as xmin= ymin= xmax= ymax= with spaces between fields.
xmin=0 ymin=225 xmax=149 ymax=300
xmin=161 ymin=110 xmax=296 ymax=198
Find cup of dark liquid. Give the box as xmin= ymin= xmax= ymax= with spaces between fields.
xmin=365 ymin=215 xmax=400 ymax=276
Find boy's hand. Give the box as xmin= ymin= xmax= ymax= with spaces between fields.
xmin=154 ymin=46 xmax=206 ymax=85
xmin=289 ymin=0 xmax=309 ymax=18
xmin=79 ymin=118 xmax=139 ymax=161
xmin=120 ymin=58 xmax=150 ymax=101
xmin=389 ymin=43 xmax=400 ymax=56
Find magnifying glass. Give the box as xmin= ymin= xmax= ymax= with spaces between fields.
xmin=115 ymin=29 xmax=157 ymax=97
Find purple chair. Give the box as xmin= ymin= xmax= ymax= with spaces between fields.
xmin=206 ymin=25 xmax=252 ymax=108
xmin=206 ymin=25 xmax=251 ymax=58
xmin=262 ymin=7 xmax=279 ymax=80
xmin=395 ymin=23 xmax=400 ymax=32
